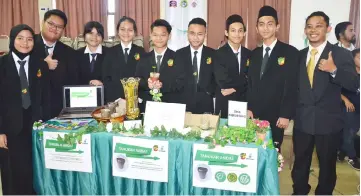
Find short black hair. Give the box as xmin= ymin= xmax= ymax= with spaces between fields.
xmin=305 ymin=11 xmax=330 ymax=27
xmin=188 ymin=17 xmax=207 ymax=28
xmin=83 ymin=21 xmax=104 ymax=39
xmin=151 ymin=19 xmax=172 ymax=34
xmin=352 ymin=48 xmax=360 ymax=57
xmin=44 ymin=9 xmax=68 ymax=27
xmin=226 ymin=14 xmax=246 ymax=32
xmin=116 ymin=16 xmax=138 ymax=34
xmin=335 ymin=21 xmax=353 ymax=40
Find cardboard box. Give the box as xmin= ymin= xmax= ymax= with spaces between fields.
xmin=184 ymin=112 xmax=220 ymax=136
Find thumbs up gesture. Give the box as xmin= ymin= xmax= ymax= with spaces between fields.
xmin=318 ymin=51 xmax=337 ymax=73
xmin=44 ymin=53 xmax=58 ymax=70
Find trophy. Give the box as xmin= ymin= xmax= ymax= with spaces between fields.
xmin=121 ymin=77 xmax=141 ymax=120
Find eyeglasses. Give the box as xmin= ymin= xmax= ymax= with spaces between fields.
xmin=46 ymin=21 xmax=64 ymax=31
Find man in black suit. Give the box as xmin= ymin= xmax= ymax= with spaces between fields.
xmin=215 ymin=14 xmax=251 ymax=118
xmin=247 ymin=6 xmax=299 ymax=149
xmin=135 ymin=19 xmax=181 ymax=112
xmin=32 ymin=9 xmax=78 ymax=118
xmin=102 ymin=16 xmax=145 ymax=102
xmin=77 ymin=21 xmax=108 ymax=85
xmin=292 ymin=12 xmax=359 ymax=195
xmin=174 ymin=18 xmax=230 ymax=114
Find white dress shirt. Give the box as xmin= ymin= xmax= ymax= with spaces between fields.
xmin=190 ymin=45 xmax=203 ymax=80
xmin=228 ymin=42 xmax=242 ymax=73
xmin=306 ymin=40 xmax=327 ymax=65
xmin=337 ymin=42 xmax=355 ymax=51
xmin=154 ymin=48 xmax=167 ymax=65
xmin=41 ymin=34 xmax=56 ymax=54
xmin=307 ymin=41 xmax=336 ymax=77
xmin=262 ymin=39 xmax=278 ymax=57
xmin=84 ymin=44 xmax=103 ymax=62
xmin=121 ymin=41 xmax=132 ymax=55
xmin=12 ymin=52 xmax=29 ymax=82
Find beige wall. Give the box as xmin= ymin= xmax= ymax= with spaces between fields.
xmin=38 ymin=0 xmax=54 ymax=31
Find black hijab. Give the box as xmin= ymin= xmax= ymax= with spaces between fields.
xmin=9 ymin=24 xmax=35 ymax=60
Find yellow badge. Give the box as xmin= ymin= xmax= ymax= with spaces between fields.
xmin=37 ymin=69 xmax=42 ymax=78
xmin=246 ymin=59 xmax=250 ymax=66
xmin=278 ymin=57 xmax=285 ymax=66
xmin=168 ymin=59 xmax=174 ymax=67
xmin=22 ymin=88 xmax=27 ymax=94
xmin=134 ymin=53 xmax=140 ymax=61
xmin=206 ymin=57 xmax=212 ymax=64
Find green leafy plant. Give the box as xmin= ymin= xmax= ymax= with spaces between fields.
xmin=38 ymin=118 xmax=274 ymax=150
xmin=150 ymin=126 xmax=201 ymax=140
xmin=54 ymin=124 xmax=100 ymax=145
xmin=204 ymin=119 xmax=272 ymax=149
xmin=150 ymin=89 xmax=162 ymax=102
xmin=253 ymin=119 xmax=270 ymax=134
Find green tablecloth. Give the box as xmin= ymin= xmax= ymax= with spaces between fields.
xmin=32 ymin=119 xmax=280 ymax=195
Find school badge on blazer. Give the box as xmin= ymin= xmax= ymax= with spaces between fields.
xmin=37 ymin=69 xmax=42 ymax=78
xmin=206 ymin=57 xmax=212 ymax=64
xmin=278 ymin=57 xmax=285 ymax=66
xmin=134 ymin=53 xmax=140 ymax=61
xmin=168 ymin=59 xmax=174 ymax=67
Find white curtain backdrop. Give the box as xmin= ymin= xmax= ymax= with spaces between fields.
xmin=164 ymin=0 xmax=207 ymax=51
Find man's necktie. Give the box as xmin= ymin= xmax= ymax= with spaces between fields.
xmin=235 ymin=52 xmax=240 ymax=73
xmin=192 ymin=51 xmax=198 ymax=92
xmin=124 ymin=48 xmax=129 ymax=64
xmin=260 ymin=47 xmax=270 ymax=78
xmin=307 ymin=49 xmax=318 ymax=88
xmin=156 ymin=55 xmax=162 ymax=72
xmin=18 ymin=60 xmax=31 ymax=109
xmin=45 ymin=45 xmax=53 ymax=56
xmin=90 ymin=54 xmax=97 ymax=73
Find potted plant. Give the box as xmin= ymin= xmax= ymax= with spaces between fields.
xmin=253 ymin=119 xmax=270 ymax=141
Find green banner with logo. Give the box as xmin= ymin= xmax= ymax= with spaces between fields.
xmin=195 ymin=150 xmax=238 ymax=163
xmin=114 ymin=143 xmax=152 ymax=155
xmin=45 ymin=140 xmax=76 ymax=151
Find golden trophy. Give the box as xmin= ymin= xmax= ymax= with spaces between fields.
xmin=121 ymin=77 xmax=141 ymax=120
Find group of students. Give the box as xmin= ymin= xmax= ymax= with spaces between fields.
xmin=0 ymin=5 xmax=359 ymax=195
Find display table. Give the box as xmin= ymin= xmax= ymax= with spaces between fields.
xmin=32 ymin=119 xmax=279 ymax=195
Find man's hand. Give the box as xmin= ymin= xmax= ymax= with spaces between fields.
xmin=344 ymin=99 xmax=355 ymax=112
xmin=89 ymin=80 xmax=103 ymax=86
xmin=247 ymin=110 xmax=254 ymax=119
xmin=318 ymin=51 xmax=337 ymax=73
xmin=221 ymin=88 xmax=236 ymax=96
xmin=0 ymin=134 xmax=8 ymax=149
xmin=44 ymin=53 xmax=58 ymax=70
xmin=276 ymin=117 xmax=290 ymax=129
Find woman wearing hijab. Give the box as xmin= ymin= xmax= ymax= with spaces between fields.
xmin=77 ymin=21 xmax=108 ymax=85
xmin=0 ymin=24 xmax=50 ymax=194
xmin=102 ymin=16 xmax=145 ymax=102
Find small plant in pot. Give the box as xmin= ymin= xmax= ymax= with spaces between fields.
xmin=253 ymin=119 xmax=270 ymax=141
